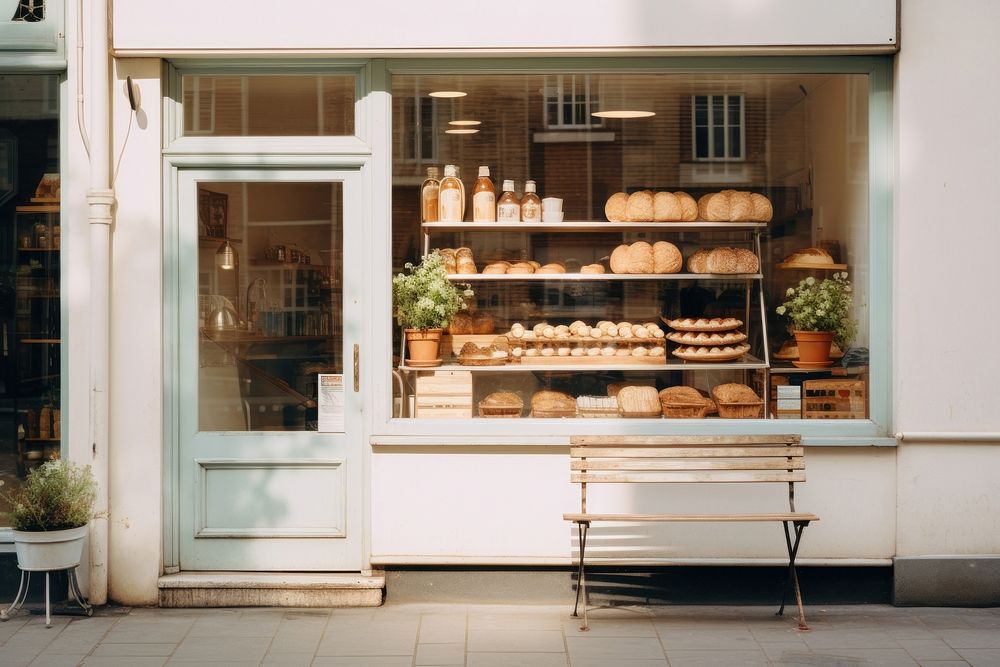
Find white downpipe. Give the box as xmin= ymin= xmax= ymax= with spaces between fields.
xmin=86 ymin=0 xmax=112 ymax=606
xmin=895 ymin=432 xmax=1000 ymax=443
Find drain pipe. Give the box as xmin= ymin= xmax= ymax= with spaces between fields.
xmin=86 ymin=0 xmax=113 ymax=606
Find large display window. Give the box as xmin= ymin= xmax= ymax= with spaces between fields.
xmin=390 ymin=69 xmax=875 ymax=424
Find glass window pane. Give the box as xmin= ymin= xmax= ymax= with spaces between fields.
xmin=0 ymin=74 xmax=62 ymax=516
xmin=182 ymin=75 xmax=355 ymax=136
xmin=197 ymin=181 xmax=342 ymax=432
xmin=391 ymin=72 xmax=871 ymax=421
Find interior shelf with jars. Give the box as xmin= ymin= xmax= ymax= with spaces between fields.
xmin=13 ymin=204 xmax=62 ymax=474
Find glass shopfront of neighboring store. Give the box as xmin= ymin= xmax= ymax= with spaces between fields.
xmin=388 ymin=65 xmax=883 ymax=428
xmin=0 ymin=73 xmax=62 ymax=523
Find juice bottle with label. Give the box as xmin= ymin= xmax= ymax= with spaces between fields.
xmin=497 ymin=180 xmax=520 ymax=222
xmin=472 ymin=166 xmax=496 ymax=222
xmin=521 ymin=180 xmax=542 ymax=223
xmin=420 ymin=166 xmax=440 ymax=223
xmin=438 ymin=165 xmax=465 ymax=222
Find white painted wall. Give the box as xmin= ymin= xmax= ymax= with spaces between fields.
xmin=112 ymin=0 xmax=896 ymax=53
xmin=893 ymin=0 xmax=1000 ymax=556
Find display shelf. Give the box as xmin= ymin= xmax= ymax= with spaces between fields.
xmin=777 ymin=262 xmax=847 ymax=271
xmin=422 ymin=221 xmax=768 ymax=233
xmin=20 ymin=339 xmax=61 ymax=344
xmin=770 ymin=363 xmax=868 ymax=376
xmin=447 ymin=272 xmax=761 ymax=281
xmin=400 ymin=355 xmax=766 ymax=373
xmin=17 ymin=247 xmax=59 ymax=252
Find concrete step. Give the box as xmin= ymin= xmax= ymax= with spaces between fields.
xmin=158 ymin=571 xmax=384 ymax=608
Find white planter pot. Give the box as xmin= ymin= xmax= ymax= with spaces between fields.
xmin=12 ymin=525 xmax=88 ymax=571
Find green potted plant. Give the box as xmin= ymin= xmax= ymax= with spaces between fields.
xmin=0 ymin=460 xmax=97 ymax=572
xmin=392 ymin=251 xmax=472 ymax=366
xmin=776 ymin=272 xmax=857 ymax=366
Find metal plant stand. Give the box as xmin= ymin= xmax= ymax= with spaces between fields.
xmin=1 ymin=566 xmax=93 ymax=628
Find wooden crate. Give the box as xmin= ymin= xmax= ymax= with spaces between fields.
xmin=414 ymin=370 xmax=473 ymax=419
xmin=802 ymin=379 xmax=866 ymax=420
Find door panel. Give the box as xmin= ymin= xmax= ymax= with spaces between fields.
xmin=176 ymin=169 xmax=362 ymax=571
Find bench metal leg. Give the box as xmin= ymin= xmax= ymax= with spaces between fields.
xmin=571 ymin=521 xmax=590 ymax=631
xmin=777 ymin=520 xmax=810 ymax=630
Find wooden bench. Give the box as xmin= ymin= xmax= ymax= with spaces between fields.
xmin=563 ymin=434 xmax=818 ymax=630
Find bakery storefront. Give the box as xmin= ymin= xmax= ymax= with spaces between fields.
xmin=102 ymin=0 xmax=1000 ymax=607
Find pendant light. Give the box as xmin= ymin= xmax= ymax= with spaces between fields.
xmin=592 ymin=76 xmax=655 ymax=119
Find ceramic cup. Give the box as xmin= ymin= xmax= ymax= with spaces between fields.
xmin=542 ymin=210 xmax=564 ymax=222
xmin=542 ymin=197 xmax=563 ymax=212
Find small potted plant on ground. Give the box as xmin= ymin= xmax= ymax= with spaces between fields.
xmin=392 ymin=251 xmax=472 ymax=366
xmin=776 ymin=272 xmax=857 ymax=367
xmin=1 ymin=459 xmax=97 ymax=572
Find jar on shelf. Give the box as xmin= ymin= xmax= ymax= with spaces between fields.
xmin=19 ymin=231 xmax=32 ymax=249
xmin=33 ymin=222 xmax=48 ymax=248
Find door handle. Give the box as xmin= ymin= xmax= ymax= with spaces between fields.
xmin=353 ymin=344 xmax=360 ymax=392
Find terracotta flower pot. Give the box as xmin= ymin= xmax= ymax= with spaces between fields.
xmin=405 ymin=328 xmax=443 ymax=366
xmin=793 ymin=330 xmax=834 ymax=363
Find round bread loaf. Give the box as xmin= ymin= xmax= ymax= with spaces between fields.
xmin=783 ymin=247 xmax=833 ymax=265
xmin=653 ymin=192 xmax=682 ymax=222
xmin=604 ymin=192 xmax=628 ymax=222
xmin=455 ymin=247 xmax=474 ymax=259
xmin=531 ymin=390 xmax=576 ymax=413
xmin=686 ymin=248 xmax=710 ymax=273
xmin=652 ymin=241 xmax=682 ymax=274
xmin=527 ymin=260 xmax=542 ymax=270
xmin=482 ymin=391 xmax=523 ymax=409
xmin=448 ymin=312 xmax=473 ymax=334
xmin=734 ymin=248 xmax=759 ymax=273
xmin=438 ymin=248 xmax=458 ymax=273
xmin=456 ymin=260 xmax=477 ymax=274
xmin=537 ymin=263 xmax=566 ymax=274
xmin=609 ymin=244 xmax=631 ymax=274
xmin=727 ymin=190 xmax=753 ymax=221
xmin=750 ymin=193 xmax=773 ymax=222
xmin=623 ymin=241 xmax=654 ymax=274
xmin=580 ymin=263 xmax=605 ymax=274
xmin=472 ymin=312 xmax=495 ymax=334
xmin=698 ymin=192 xmax=731 ymax=222
xmin=483 ymin=262 xmax=509 ymax=274
xmin=705 ymin=247 xmax=739 ymax=273
xmin=675 ymin=192 xmax=699 ymax=221
xmin=659 ymin=386 xmax=705 ymax=404
xmin=625 ymin=191 xmax=655 ymax=222
xmin=507 ymin=262 xmax=535 ymax=274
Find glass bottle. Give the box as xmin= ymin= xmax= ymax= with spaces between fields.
xmin=521 ymin=180 xmax=542 ymax=223
xmin=472 ymin=166 xmax=496 ymax=222
xmin=421 ymin=166 xmax=440 ymax=223
xmin=438 ymin=164 xmax=465 ymax=223
xmin=497 ymin=180 xmax=521 ymax=222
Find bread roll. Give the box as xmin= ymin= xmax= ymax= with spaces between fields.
xmin=531 ymin=390 xmax=576 ymax=414
xmin=510 ymin=323 xmax=525 ymax=338
xmin=589 ymin=327 xmax=602 ymax=339
xmin=675 ymin=192 xmax=698 ymax=221
xmin=686 ymin=248 xmax=710 ymax=273
xmin=653 ymin=192 xmax=683 ymax=222
xmin=570 ymin=346 xmax=585 ymax=356
xmin=507 ymin=262 xmax=535 ymax=274
xmin=652 ymin=241 xmax=683 ymax=274
xmin=448 ymin=312 xmax=473 ymax=334
xmin=705 ymin=247 xmax=739 ymax=274
xmin=537 ymin=263 xmax=566 ymax=274
xmin=625 ymin=191 xmax=654 ymax=222
xmin=631 ymin=345 xmax=649 ymax=357
xmin=605 ymin=192 xmax=628 ymax=222
xmin=713 ymin=383 xmax=760 ymax=403
xmin=438 ymin=248 xmax=458 ymax=274
xmin=609 ymin=244 xmax=631 ymax=274
xmin=541 ymin=325 xmax=555 ymax=339
xmin=532 ymin=323 xmax=548 ymax=335
xmin=586 ymin=343 xmax=601 ymax=356
xmin=727 ymin=190 xmax=753 ymax=221
xmin=472 ymin=312 xmax=495 ymax=334
xmin=528 ymin=260 xmax=542 ymax=270
xmin=601 ymin=344 xmax=617 ymax=357
xmin=580 ymin=263 xmax=605 ymax=274
xmin=623 ymin=241 xmax=654 ymax=274
xmin=750 ymin=193 xmax=773 ymax=222
xmin=734 ymin=248 xmax=760 ymax=273
xmin=783 ymin=247 xmax=834 ymax=266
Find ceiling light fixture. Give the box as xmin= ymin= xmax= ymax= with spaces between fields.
xmin=445 ymin=128 xmax=479 ymax=135
xmin=429 ymin=90 xmax=467 ymax=98
xmin=592 ymin=110 xmax=656 ymax=119
xmin=448 ymin=120 xmax=482 ymax=126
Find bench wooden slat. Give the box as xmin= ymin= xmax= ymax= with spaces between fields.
xmin=563 ymin=512 xmax=819 ymax=522
xmin=571 ymin=470 xmax=806 ymax=483
xmin=570 ymin=446 xmax=803 ymax=459
xmin=571 ymin=435 xmax=800 ymax=446
xmin=570 ymin=458 xmax=805 ymax=471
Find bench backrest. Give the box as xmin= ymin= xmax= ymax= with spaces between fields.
xmin=569 ymin=435 xmax=804 ymax=512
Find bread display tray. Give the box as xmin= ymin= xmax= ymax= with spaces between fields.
xmin=530 ymin=409 xmax=577 ymax=418
xmin=666 ymin=331 xmax=747 ymax=346
xmin=478 ymin=403 xmax=523 ymax=418
xmin=661 ymin=317 xmax=743 ymax=332
xmin=777 ymin=261 xmax=847 ymax=270
xmin=671 ymin=344 xmax=751 ymax=362
xmin=457 ymin=357 xmax=507 ymax=366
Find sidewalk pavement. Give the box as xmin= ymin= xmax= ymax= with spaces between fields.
xmin=1 ymin=602 xmax=998 ymax=666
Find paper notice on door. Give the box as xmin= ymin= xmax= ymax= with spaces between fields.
xmin=318 ymin=374 xmax=345 ymax=432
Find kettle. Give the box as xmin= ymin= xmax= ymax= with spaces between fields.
xmin=208 ymin=303 xmax=239 ymax=331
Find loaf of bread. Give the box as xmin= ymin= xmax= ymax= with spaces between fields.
xmin=438 ymin=248 xmax=458 ymax=274
xmin=750 ymin=193 xmax=773 ymax=222
xmin=727 ymin=190 xmax=752 ymax=221
xmin=448 ymin=312 xmax=473 ymax=334
xmin=712 ymin=383 xmax=760 ymax=403
xmin=653 ymin=241 xmax=682 ymax=274
xmin=481 ymin=391 xmax=523 ymax=408
xmin=607 ymin=381 xmax=654 ymax=397
xmin=734 ymin=248 xmax=759 ymax=273
xmin=456 ymin=259 xmax=477 ymax=274
xmin=580 ymin=263 xmax=605 ymax=274
xmin=507 ymin=262 xmax=535 ymax=274
xmin=609 ymin=244 xmax=630 ymax=274
xmin=625 ymin=191 xmax=655 ymax=222
xmin=471 ymin=312 xmax=495 ymax=334
xmin=605 ymin=192 xmax=628 ymax=222
xmin=697 ymin=191 xmax=773 ymax=222
xmin=616 ymin=386 xmax=661 ymax=416
xmin=537 ymin=263 xmax=566 ymax=274
xmin=483 ymin=261 xmax=509 ymax=274
xmin=782 ymin=247 xmax=834 ymax=266
xmin=705 ymin=247 xmax=738 ymax=273
xmin=531 ymin=390 xmax=576 ymax=414
xmin=686 ymin=249 xmax=709 ymax=273
xmin=676 ymin=192 xmax=699 ymax=221
xmin=624 ymin=242 xmax=654 ymax=273
xmin=653 ymin=192 xmax=683 ymax=222
xmin=658 ymin=386 xmax=705 ymax=404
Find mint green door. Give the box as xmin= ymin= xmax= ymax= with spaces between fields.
xmin=175 ymin=169 xmax=363 ymax=571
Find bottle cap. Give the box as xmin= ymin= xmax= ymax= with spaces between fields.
xmin=502 ymin=179 xmax=515 ymax=191
xmin=444 ymin=164 xmax=457 ymax=177
xmin=524 ymin=180 xmax=537 ymax=193
xmin=478 ymin=166 xmax=490 ymax=177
